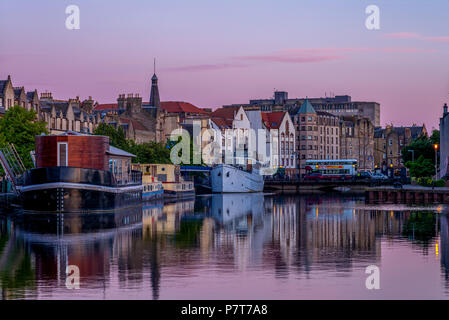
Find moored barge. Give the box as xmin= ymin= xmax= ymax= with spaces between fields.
xmin=18 ymin=132 xmax=142 ymax=212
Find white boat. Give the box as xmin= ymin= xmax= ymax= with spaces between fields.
xmin=210 ymin=193 xmax=264 ymax=226
xmin=210 ymin=164 xmax=264 ymax=193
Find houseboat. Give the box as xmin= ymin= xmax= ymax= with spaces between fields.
xmin=132 ymin=163 xmax=164 ymax=201
xmin=18 ymin=132 xmax=143 ymax=212
xmin=139 ymin=164 xmax=195 ymax=199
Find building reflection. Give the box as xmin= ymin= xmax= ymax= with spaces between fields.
xmin=0 ymin=195 xmax=443 ymax=299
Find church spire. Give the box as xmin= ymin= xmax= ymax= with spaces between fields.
xmin=149 ymin=58 xmax=161 ymax=109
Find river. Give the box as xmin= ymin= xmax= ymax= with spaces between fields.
xmin=0 ymin=193 xmax=448 ymax=299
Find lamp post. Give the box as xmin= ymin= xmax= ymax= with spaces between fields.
xmin=434 ymin=144 xmax=439 ymax=179
xmin=408 ymin=149 xmax=415 ymax=163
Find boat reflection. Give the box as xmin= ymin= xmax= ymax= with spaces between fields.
xmin=0 ymin=196 xmax=448 ymax=299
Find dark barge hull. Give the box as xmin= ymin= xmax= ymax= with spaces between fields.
xmin=19 ymin=167 xmax=142 ymax=212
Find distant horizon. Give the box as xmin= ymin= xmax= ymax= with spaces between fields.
xmin=1 ymin=0 xmax=449 ymax=130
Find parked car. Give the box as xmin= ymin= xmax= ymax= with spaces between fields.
xmin=393 ymin=181 xmax=403 ymax=189
xmin=304 ymin=172 xmax=322 ymax=181
xmin=356 ymin=171 xmax=372 ymax=179
xmin=371 ymin=173 xmax=388 ymax=180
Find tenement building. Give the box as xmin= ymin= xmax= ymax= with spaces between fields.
xmin=224 ymin=91 xmax=381 ymax=127
xmin=373 ymin=124 xmax=427 ymax=171
xmin=340 ymin=116 xmax=375 ymax=172
xmin=0 ymin=75 xmax=41 ymax=115
xmin=440 ymin=103 xmax=449 ymax=179
xmin=292 ymin=100 xmax=340 ymax=176
xmin=39 ymin=93 xmax=99 ymax=134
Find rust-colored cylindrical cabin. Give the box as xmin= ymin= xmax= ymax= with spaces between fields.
xmin=35 ymin=135 xmax=109 ymax=170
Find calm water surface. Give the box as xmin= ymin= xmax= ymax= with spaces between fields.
xmin=1 ymin=193 xmax=449 ymax=300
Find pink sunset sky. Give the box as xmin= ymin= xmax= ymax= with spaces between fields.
xmin=1 ymin=0 xmax=448 ymax=130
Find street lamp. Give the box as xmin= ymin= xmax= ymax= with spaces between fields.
xmin=434 ymin=144 xmax=439 ymax=179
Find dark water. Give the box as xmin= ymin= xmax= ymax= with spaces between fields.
xmin=0 ymin=193 xmax=449 ymax=300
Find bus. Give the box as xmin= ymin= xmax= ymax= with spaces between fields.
xmin=304 ymin=159 xmax=358 ymax=180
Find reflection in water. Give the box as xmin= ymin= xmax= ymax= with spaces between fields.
xmin=0 ymin=194 xmax=448 ymax=299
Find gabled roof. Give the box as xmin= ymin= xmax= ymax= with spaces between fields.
xmin=13 ymin=87 xmax=25 ymax=98
xmin=26 ymin=91 xmax=37 ymax=102
xmin=210 ymin=106 xmax=239 ymax=128
xmin=161 ymin=101 xmax=208 ymax=114
xmin=261 ymin=112 xmax=286 ymax=129
xmin=297 ymin=99 xmax=316 ymax=114
xmin=119 ymin=117 xmax=147 ymax=131
xmin=211 ymin=117 xmax=231 ymax=129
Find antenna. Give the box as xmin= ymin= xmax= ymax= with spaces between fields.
xmin=154 ymin=58 xmax=156 ymax=74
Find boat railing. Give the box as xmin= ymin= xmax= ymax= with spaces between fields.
xmin=117 ymin=170 xmax=142 ymax=186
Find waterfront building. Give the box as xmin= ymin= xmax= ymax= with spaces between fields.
xmin=0 ymin=75 xmax=40 ymax=115
xmin=224 ymin=91 xmax=381 ymax=127
xmin=373 ymin=124 xmax=427 ymax=172
xmin=292 ymin=100 xmax=340 ymax=176
xmin=0 ymin=75 xmax=14 ymax=113
xmin=13 ymin=86 xmax=27 ymax=108
xmin=440 ymin=103 xmax=449 ymax=179
xmin=340 ymin=115 xmax=375 ymax=172
xmin=262 ymin=111 xmax=296 ymax=176
xmin=39 ymin=93 xmax=99 ymax=134
xmin=210 ymin=106 xmax=282 ymax=171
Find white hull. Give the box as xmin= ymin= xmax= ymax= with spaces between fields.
xmin=210 ymin=164 xmax=264 ymax=193
xmin=210 ymin=193 xmax=264 ymax=225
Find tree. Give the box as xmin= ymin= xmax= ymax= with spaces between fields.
xmin=94 ymin=123 xmax=171 ymax=164
xmin=430 ymin=129 xmax=440 ymax=146
xmin=94 ymin=123 xmax=128 ymax=150
xmin=401 ymin=135 xmax=434 ymax=164
xmin=405 ymin=155 xmax=435 ymax=178
xmin=0 ymin=106 xmax=48 ymax=169
xmin=401 ymin=130 xmax=440 ymax=178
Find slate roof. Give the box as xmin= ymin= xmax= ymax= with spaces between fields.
xmin=120 ymin=117 xmax=147 ymax=131
xmin=26 ymin=91 xmax=36 ymax=102
xmin=107 ymin=145 xmax=136 ymax=158
xmin=13 ymin=87 xmax=24 ymax=98
xmin=297 ymin=99 xmax=316 ymax=114
xmin=0 ymin=80 xmax=7 ymax=94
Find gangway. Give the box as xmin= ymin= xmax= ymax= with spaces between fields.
xmin=0 ymin=144 xmax=27 ymax=195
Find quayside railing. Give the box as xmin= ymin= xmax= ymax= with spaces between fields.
xmin=0 ymin=144 xmax=27 ymax=195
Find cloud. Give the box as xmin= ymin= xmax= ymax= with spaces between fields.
xmin=163 ymin=63 xmax=249 ymax=72
xmin=424 ymin=36 xmax=449 ymax=43
xmin=235 ymin=54 xmax=342 ymax=64
xmin=233 ymin=46 xmax=437 ymax=64
xmin=382 ymin=32 xmax=421 ymax=39
xmin=383 ymin=32 xmax=449 ymax=43
xmin=163 ymin=46 xmax=438 ymax=73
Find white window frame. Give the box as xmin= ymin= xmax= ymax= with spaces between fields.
xmin=57 ymin=142 xmax=68 ymax=166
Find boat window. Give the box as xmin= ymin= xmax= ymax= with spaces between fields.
xmin=57 ymin=142 xmax=68 ymax=166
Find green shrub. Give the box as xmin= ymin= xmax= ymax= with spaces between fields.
xmin=417 ymin=177 xmax=432 ymax=187
xmin=435 ymin=179 xmax=446 ymax=188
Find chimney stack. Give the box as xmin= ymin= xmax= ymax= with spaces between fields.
xmin=444 ymin=103 xmax=448 ymax=116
